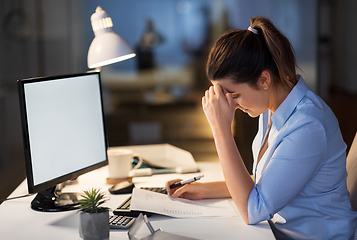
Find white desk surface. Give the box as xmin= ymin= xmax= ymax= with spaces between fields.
xmin=0 ymin=161 xmax=274 ymax=240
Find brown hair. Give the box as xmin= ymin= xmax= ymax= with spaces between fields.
xmin=206 ymin=16 xmax=298 ymax=89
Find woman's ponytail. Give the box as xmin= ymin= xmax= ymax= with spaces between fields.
xmin=250 ymin=17 xmax=297 ymax=89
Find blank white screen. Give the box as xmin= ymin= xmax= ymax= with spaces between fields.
xmin=24 ymin=74 xmax=106 ymax=186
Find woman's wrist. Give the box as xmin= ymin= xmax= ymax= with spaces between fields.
xmin=201 ymin=182 xmax=231 ymax=199
xmin=212 ymin=125 xmax=233 ymax=140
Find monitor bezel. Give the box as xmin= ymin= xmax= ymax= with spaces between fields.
xmin=17 ymin=71 xmax=108 ymax=194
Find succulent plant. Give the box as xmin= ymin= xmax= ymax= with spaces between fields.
xmin=78 ymin=188 xmax=110 ymax=213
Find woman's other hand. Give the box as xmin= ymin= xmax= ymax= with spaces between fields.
xmin=165 ymin=180 xmax=231 ymax=200
xmin=202 ymin=84 xmax=235 ymax=133
xmin=165 ymin=178 xmax=205 ymax=200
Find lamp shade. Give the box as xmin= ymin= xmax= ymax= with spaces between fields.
xmin=87 ymin=6 xmax=135 ymax=69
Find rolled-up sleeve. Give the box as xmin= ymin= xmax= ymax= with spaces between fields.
xmin=248 ymin=118 xmax=327 ymax=224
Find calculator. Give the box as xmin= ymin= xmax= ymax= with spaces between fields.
xmin=109 ymin=213 xmax=135 ymax=229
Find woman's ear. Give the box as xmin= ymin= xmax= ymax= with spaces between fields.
xmin=258 ymin=70 xmax=271 ymax=90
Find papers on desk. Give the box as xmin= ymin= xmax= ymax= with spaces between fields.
xmin=130 ymin=188 xmax=237 ymax=218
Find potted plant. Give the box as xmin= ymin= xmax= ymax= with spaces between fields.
xmin=78 ymin=188 xmax=110 ymax=240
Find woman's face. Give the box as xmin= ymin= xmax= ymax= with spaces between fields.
xmin=211 ymin=78 xmax=269 ymax=118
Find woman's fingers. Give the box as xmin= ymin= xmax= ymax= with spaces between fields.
xmin=165 ymin=178 xmax=205 ymax=200
xmin=171 ymin=183 xmax=191 ymax=198
xmin=213 ymin=84 xmax=224 ymax=97
xmin=171 ymin=182 xmax=204 ymax=200
xmin=165 ymin=179 xmax=183 ymax=195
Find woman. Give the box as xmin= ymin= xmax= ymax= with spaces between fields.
xmin=166 ymin=16 xmax=357 ymax=239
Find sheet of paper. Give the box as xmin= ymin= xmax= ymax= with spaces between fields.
xmin=130 ymin=188 xmax=237 ymax=218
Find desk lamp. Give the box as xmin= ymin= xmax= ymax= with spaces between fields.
xmin=87 ymin=6 xmax=135 ymax=69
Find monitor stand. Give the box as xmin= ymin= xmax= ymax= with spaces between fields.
xmin=31 ymin=186 xmax=80 ymax=212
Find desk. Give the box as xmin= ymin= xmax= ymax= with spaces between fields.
xmin=0 ymin=161 xmax=275 ymax=240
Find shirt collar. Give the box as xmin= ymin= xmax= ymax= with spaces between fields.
xmin=271 ymin=75 xmax=308 ymax=130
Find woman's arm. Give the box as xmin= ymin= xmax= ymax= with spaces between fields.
xmin=211 ymin=123 xmax=254 ymax=224
xmin=202 ymin=84 xmax=254 ymax=224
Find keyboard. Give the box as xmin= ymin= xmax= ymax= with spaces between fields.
xmin=109 ymin=213 xmax=135 ymax=229
xmin=113 ymin=187 xmax=167 ymax=217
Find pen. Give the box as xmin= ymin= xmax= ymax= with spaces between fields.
xmin=169 ymin=175 xmax=204 ymax=189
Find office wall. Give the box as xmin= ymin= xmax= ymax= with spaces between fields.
xmin=332 ymin=0 xmax=357 ymax=93
xmin=0 ymin=0 xmax=85 ymax=201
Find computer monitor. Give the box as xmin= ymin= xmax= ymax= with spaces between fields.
xmin=17 ymin=71 xmax=108 ymax=212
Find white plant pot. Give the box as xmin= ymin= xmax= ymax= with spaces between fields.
xmin=79 ymin=211 xmax=109 ymax=240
